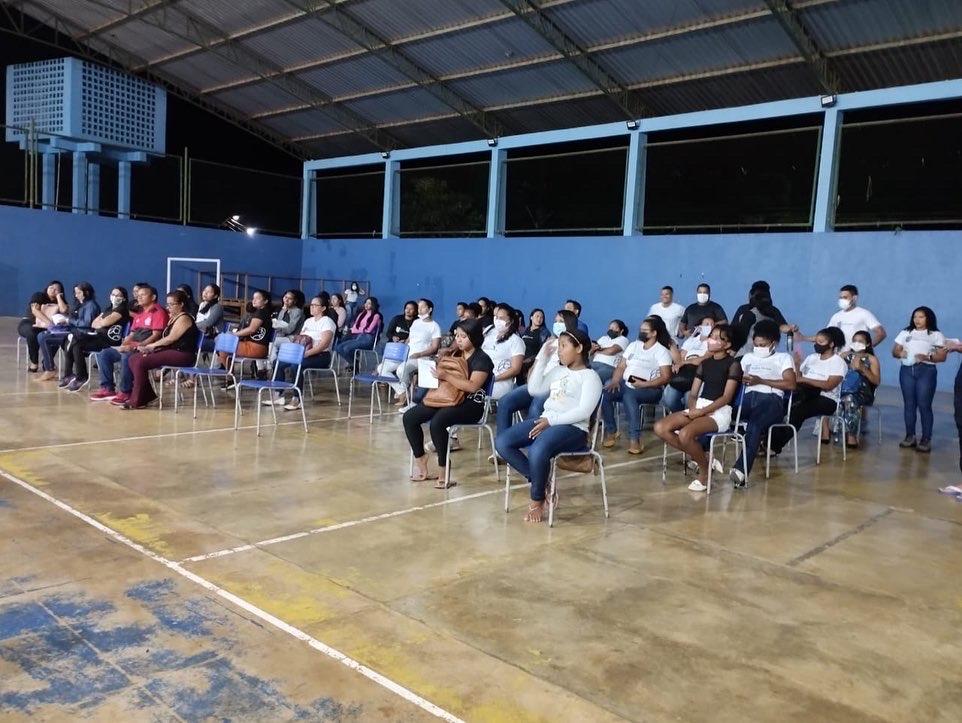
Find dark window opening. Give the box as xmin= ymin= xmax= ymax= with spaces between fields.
xmin=399 ymin=153 xmax=488 ymax=237
xmin=313 ymin=165 xmax=384 ymax=239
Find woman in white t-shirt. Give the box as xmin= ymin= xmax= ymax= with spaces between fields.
xmin=601 ymin=316 xmax=673 ymax=454
xmin=590 ymin=319 xmax=629 ymax=387
xmin=892 ymin=306 xmax=946 ymax=452
xmin=482 ymin=303 xmax=526 ymax=400
xmin=495 ymin=329 xmax=602 ymax=523
xmin=268 ymin=296 xmax=336 ymax=411
xmin=770 ymin=327 xmax=847 ymax=454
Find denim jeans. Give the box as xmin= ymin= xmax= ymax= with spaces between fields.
xmin=95 ymin=346 xmax=134 ymax=393
xmin=495 ymin=384 xmax=546 ymax=432
xmin=900 ymin=363 xmax=937 ymax=440
xmin=335 ymin=333 xmax=375 ymax=366
xmin=661 ymin=385 xmax=686 ymax=413
xmin=732 ymin=391 xmax=787 ymax=475
xmin=601 ymin=382 xmax=664 ymax=442
xmin=495 ymin=418 xmax=589 ymax=501
xmin=590 ymin=361 xmax=616 ymax=387
xmin=38 ymin=330 xmax=69 ymax=372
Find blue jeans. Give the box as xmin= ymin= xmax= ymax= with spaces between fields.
xmin=601 ymin=383 xmax=664 ymax=442
xmin=335 ymin=334 xmax=375 ymax=365
xmin=591 ymin=361 xmax=616 ymax=387
xmin=900 ymin=363 xmax=937 ymax=440
xmin=661 ymin=385 xmax=686 ymax=413
xmin=275 ymin=352 xmax=331 ymax=393
xmin=733 ymin=392 xmax=787 ymax=475
xmin=496 ymin=418 xmax=589 ymax=501
xmin=38 ymin=330 xmax=68 ymax=372
xmin=95 ymin=346 xmax=133 ymax=393
xmin=495 ymin=384 xmax=546 ymax=432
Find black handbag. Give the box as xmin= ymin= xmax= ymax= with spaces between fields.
xmin=669 ymin=365 xmax=697 ymax=392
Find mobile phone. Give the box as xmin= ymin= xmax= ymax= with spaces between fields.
xmin=627 ymin=375 xmax=640 ymax=384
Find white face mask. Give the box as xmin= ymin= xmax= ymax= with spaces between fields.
xmin=838 ymin=297 xmax=852 ymax=311
xmin=696 ymin=293 xmax=709 ymax=304
xmin=753 ymin=345 xmax=773 ymax=358
xmin=552 ymin=321 xmax=566 ymax=337
xmin=850 ymin=341 xmax=866 ymax=352
xmin=418 ymin=312 xmax=430 ymax=320
xmin=493 ymin=318 xmax=508 ymax=333
xmin=698 ymin=325 xmax=712 ymax=337
xmin=109 ymin=295 xmax=123 ymax=307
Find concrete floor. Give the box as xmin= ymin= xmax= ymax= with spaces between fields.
xmin=2 ymin=317 xmax=962 ymax=722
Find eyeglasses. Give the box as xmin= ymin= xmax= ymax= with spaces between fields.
xmin=310 ymin=302 xmax=322 ymax=307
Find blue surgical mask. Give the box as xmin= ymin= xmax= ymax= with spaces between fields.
xmin=552 ymin=321 xmax=566 ymax=336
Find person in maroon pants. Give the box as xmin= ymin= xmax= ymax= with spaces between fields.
xmin=122 ymin=290 xmax=200 ymax=410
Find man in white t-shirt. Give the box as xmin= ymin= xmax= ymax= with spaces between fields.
xmin=386 ymin=298 xmax=441 ymax=404
xmin=818 ymin=284 xmax=886 ymax=350
xmin=728 ymin=320 xmax=797 ymax=486
xmin=648 ymin=286 xmax=686 ymax=338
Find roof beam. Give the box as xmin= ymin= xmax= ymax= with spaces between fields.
xmin=495 ymin=0 xmax=648 ymax=119
xmin=763 ymin=0 xmax=839 ymax=94
xmin=3 ymin=0 xmax=307 ymax=159
xmin=77 ymin=0 xmax=402 ymax=151
xmin=298 ymin=0 xmax=505 ymax=138
xmin=74 ymin=0 xmax=182 ymax=43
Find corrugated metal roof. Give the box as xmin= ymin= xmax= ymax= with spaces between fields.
xmin=14 ymin=0 xmax=962 ymax=160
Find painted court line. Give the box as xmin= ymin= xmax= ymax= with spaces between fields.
xmin=0 ymin=468 xmax=465 ymax=723
xmin=182 ymin=451 xmax=677 ymax=564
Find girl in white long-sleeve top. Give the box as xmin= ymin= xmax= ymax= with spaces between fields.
xmin=495 ymin=329 xmax=603 ymax=523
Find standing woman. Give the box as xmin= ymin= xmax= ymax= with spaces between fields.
xmin=404 ymin=318 xmax=493 ymax=488
xmin=124 ymin=290 xmax=199 ymax=409
xmin=496 ymin=330 xmax=602 ymax=523
xmin=18 ymin=281 xmax=68 ymax=372
xmin=893 ymin=306 xmax=946 ymax=452
xmin=343 ymin=281 xmax=366 ymax=322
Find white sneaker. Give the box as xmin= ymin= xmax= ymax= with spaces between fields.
xmin=262 ymin=396 xmax=285 ymax=406
xmin=688 ymin=480 xmax=708 ymax=492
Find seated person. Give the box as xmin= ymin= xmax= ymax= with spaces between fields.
xmin=564 ymin=298 xmax=590 ymax=336
xmin=496 ymin=329 xmax=602 ymax=523
xmin=381 ymin=300 xmax=417 ymax=353
xmin=482 ymin=302 xmax=525 ymax=401
xmin=654 ymin=324 xmax=741 ymax=492
xmin=601 ymin=316 xmax=673 ymax=454
xmin=195 ymin=283 xmax=224 ymax=353
xmin=662 ymin=316 xmax=715 ymax=413
xmin=496 ymin=309 xmax=579 ymax=434
xmin=385 ymin=298 xmax=441 ymax=407
xmin=769 ymin=327 xmax=847 ymax=454
xmin=266 ymin=296 xmax=337 ymax=411
xmin=62 ymin=287 xmax=131 ymax=392
xmin=448 ymin=301 xmax=469 ymax=334
xmin=175 ymin=284 xmax=199 ymax=317
xmin=18 ymin=280 xmax=68 ymax=372
xmin=590 ymin=319 xmax=629 ymax=387
xmin=90 ymin=285 xmax=168 ymax=404
xmin=330 ymin=293 xmax=349 ymax=333
xmin=727 ymin=320 xmax=797 ymax=486
xmin=404 ymin=319 xmax=493 ymax=489
xmin=334 ymin=297 xmax=383 ymax=368
xmin=217 ymin=289 xmax=273 ymax=379
xmin=123 ymin=290 xmax=200 ymax=409
xmin=37 ymin=282 xmax=100 ymax=382
xmin=265 ymin=289 xmax=306 ymax=368
xmin=839 ymin=330 xmax=881 ymax=448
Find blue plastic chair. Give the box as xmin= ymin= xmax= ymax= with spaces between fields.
xmin=347 ymin=341 xmax=410 ymax=423
xmin=158 ymin=329 xmax=206 ymax=412
xmin=233 ymin=341 xmax=308 ymax=435
xmin=162 ymin=333 xmax=239 ymax=418
xmin=303 ymin=348 xmax=341 ymax=405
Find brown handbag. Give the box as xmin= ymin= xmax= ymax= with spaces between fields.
xmin=423 ymin=354 xmax=469 ymax=408
xmin=555 ymin=432 xmax=595 ymax=474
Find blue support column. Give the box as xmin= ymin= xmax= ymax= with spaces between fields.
xmin=382 ymin=160 xmax=399 ymax=239
xmin=41 ymin=153 xmax=56 ymax=210
xmin=71 ymin=151 xmax=87 ymax=214
xmin=486 ymin=148 xmax=506 ymax=237
xmin=118 ymin=161 xmax=131 ymax=220
xmin=813 ymin=108 xmax=842 ymax=233
xmin=300 ymin=170 xmax=316 ymax=239
xmin=622 ymin=131 xmax=646 ymax=236
xmin=86 ymin=161 xmax=100 ymax=215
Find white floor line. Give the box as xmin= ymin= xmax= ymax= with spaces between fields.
xmin=0 ymin=412 xmax=351 ymax=455
xmin=0 ymin=468 xmax=464 ymax=723
xmin=0 ymin=390 xmax=63 ymax=397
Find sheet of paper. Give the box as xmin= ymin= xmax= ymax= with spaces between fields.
xmin=417 ymin=359 xmax=438 ymax=388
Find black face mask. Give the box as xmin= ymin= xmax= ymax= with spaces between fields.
xmin=608 ymin=329 xmax=620 ymax=338
xmin=813 ymin=342 xmax=829 ymax=354
xmin=638 ymin=331 xmax=649 ymax=342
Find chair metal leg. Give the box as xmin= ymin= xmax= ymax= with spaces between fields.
xmin=597 ymin=454 xmax=609 ymax=518
xmin=840 ymin=416 xmax=847 ymax=461
xmin=269 ymin=392 xmax=278 ymax=426
xmin=193 ymin=375 xmax=200 ymax=419
xmin=307 ymin=372 xmax=315 ymax=399
xmin=347 ymin=378 xmax=355 ymax=418
xmin=444 ymin=432 xmax=453 ymax=488
xmin=173 ymin=372 xmax=181 ymax=414
xmin=765 ymin=427 xmax=773 ymax=479
xmin=332 ymin=373 xmax=341 ymax=405
xmin=661 ymin=441 xmax=669 ymax=483
xmin=233 ymin=384 xmax=241 ymax=429
xmin=547 ymin=460 xmax=558 ymax=528
xmin=504 ymin=459 xmax=512 ymax=512
xmin=816 ymin=418 xmax=822 ymax=465
xmin=791 ymin=428 xmax=799 ymax=473
xmin=296 ymin=389 xmax=308 ymax=432
xmin=485 ymin=425 xmax=499 ymax=481
xmin=159 ymin=374 xmax=165 ymax=410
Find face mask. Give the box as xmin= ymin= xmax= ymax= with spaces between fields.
xmin=813 ymin=342 xmax=829 ymax=354
xmin=753 ymin=345 xmax=773 ymax=358
xmin=707 ymin=338 xmax=724 ymax=351
xmin=696 ymin=293 xmax=709 ymax=304
xmin=419 ymin=312 xmax=430 ymax=320
xmin=608 ymin=329 xmax=620 ymax=338
xmin=493 ymin=318 xmax=508 ymax=333
xmin=698 ymin=325 xmax=711 ymax=337
xmin=838 ymin=297 xmax=852 ymax=311
xmin=638 ymin=331 xmax=649 ymax=342
xmin=110 ymin=295 xmax=123 ymax=307
xmin=552 ymin=321 xmax=566 ymax=337
xmin=850 ymin=341 xmax=866 ymax=352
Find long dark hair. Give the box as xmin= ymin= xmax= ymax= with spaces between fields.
xmin=46 ymin=280 xmax=64 ymax=299
xmin=643 ymin=315 xmax=672 ymax=349
xmin=529 ymin=308 xmax=545 ymax=329
xmin=75 ymin=281 xmax=95 ymax=303
xmin=457 ymin=318 xmax=486 ymax=350
xmin=198 ymin=283 xmax=220 ymax=314
xmin=905 ymin=306 xmax=939 ymax=332
xmin=608 ymin=319 xmax=628 ymax=338
xmin=561 ymin=329 xmax=592 ymax=367
xmin=355 ymin=296 xmax=381 ymax=325
xmin=817 ymin=327 xmax=844 ymax=352
xmin=494 ymin=302 xmax=520 ymax=342
xmin=555 ymin=309 xmax=578 ymax=334
xmin=851 ymin=330 xmax=876 ymax=356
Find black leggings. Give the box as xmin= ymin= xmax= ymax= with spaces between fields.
xmin=770 ymin=395 xmax=837 ymax=453
xmin=17 ymin=320 xmax=42 ymax=365
xmin=68 ymin=335 xmax=112 ymax=380
xmin=954 ymin=364 xmax=962 ymax=476
xmin=403 ymin=401 xmax=484 ymax=465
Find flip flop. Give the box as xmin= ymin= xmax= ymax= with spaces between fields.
xmin=434 ymin=479 xmax=456 ymax=489
xmin=410 ymin=472 xmax=439 ymax=482
xmin=938 ymin=485 xmax=962 ymax=497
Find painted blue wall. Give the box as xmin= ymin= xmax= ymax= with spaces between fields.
xmin=0 ymin=205 xmax=303 ymax=317
xmin=302 ymin=230 xmax=962 ymax=390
